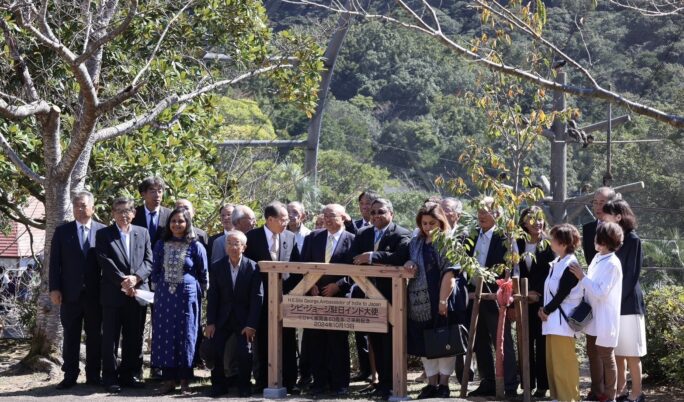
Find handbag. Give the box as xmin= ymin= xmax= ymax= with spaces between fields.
xmin=550 ymin=289 xmax=593 ymax=331
xmin=423 ymin=315 xmax=468 ymax=359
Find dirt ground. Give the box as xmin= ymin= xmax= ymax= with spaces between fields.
xmin=0 ymin=338 xmax=682 ymax=401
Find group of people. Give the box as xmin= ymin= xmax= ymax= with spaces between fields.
xmin=47 ymin=177 xmax=646 ymax=401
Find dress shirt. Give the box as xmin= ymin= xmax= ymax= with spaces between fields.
xmin=293 ymin=225 xmax=311 ymax=253
xmin=144 ymin=205 xmax=160 ymax=229
xmin=264 ymin=226 xmax=278 ymax=258
xmin=326 ymin=228 xmax=344 ymax=256
xmin=474 ymin=226 xmax=496 ymax=267
xmin=229 ymin=257 xmax=242 ymax=289
xmin=117 ymin=225 xmax=131 ymax=258
xmin=77 ymin=220 xmax=93 ymax=248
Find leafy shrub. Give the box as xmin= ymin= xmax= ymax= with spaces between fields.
xmin=643 ymin=285 xmax=684 ymax=386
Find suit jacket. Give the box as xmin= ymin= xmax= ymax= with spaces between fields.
xmin=466 ymin=228 xmax=508 ymax=293
xmin=617 ymin=230 xmax=645 ymax=315
xmin=49 ymin=220 xmax=106 ymax=303
xmin=351 ymin=222 xmax=411 ymax=299
xmin=344 ymin=218 xmax=370 ymax=235
xmin=516 ymin=238 xmax=556 ymax=294
xmin=582 ymin=220 xmax=598 ymax=264
xmin=244 ymin=226 xmax=301 ymax=295
xmin=300 ymin=229 xmax=355 ymax=296
xmin=206 ymin=256 xmax=263 ymax=330
xmin=131 ymin=205 xmax=171 ymax=249
xmin=194 ymin=227 xmax=208 ymax=248
xmin=96 ymin=224 xmax=153 ymax=307
xmin=207 ymin=232 xmax=224 ymax=264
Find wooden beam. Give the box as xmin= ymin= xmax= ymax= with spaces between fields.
xmin=288 ymin=273 xmax=323 ymax=297
xmin=461 ymin=277 xmax=484 ymax=398
xmin=351 ymin=275 xmax=394 ymax=326
xmin=563 ymin=181 xmax=645 ymax=205
xmin=391 ymin=276 xmax=408 ymax=398
xmin=519 ymin=278 xmax=531 ymax=402
xmin=267 ymin=272 xmax=284 ymax=391
xmin=258 ymin=261 xmax=416 ymax=279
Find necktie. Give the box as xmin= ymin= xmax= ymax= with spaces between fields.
xmin=374 ymin=230 xmax=383 ymax=252
xmin=270 ymin=233 xmax=279 ymax=260
xmin=325 ymin=235 xmax=335 ymax=263
xmin=81 ymin=225 xmax=90 ymax=254
xmin=148 ymin=211 xmax=157 ymax=240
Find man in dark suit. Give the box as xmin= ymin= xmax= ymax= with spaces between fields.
xmin=49 ymin=191 xmax=106 ymax=389
xmin=344 ymin=190 xmax=379 ymax=235
xmin=582 ymin=186 xmax=616 ymax=264
xmin=207 ymin=203 xmax=235 ymax=264
xmin=350 ymin=198 xmax=411 ymax=399
xmin=211 ymin=205 xmax=256 ymax=264
xmin=244 ymin=201 xmax=301 ymax=394
xmin=96 ymin=197 xmax=153 ymax=393
xmin=131 ymin=176 xmax=171 ymax=249
xmin=343 ymin=190 xmax=379 ymax=384
xmin=205 ymin=230 xmax=263 ymax=397
xmin=466 ymin=197 xmax=519 ymax=398
xmin=300 ymin=204 xmax=355 ymax=397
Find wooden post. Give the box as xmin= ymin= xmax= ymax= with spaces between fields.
xmin=520 ymin=278 xmax=531 ymax=402
xmin=460 ymin=277 xmax=484 ymax=398
xmin=264 ymin=272 xmax=286 ymax=398
xmin=391 ymin=276 xmax=408 ymax=400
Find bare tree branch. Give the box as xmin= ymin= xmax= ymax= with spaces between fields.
xmin=97 ymin=82 xmax=145 ymax=114
xmin=0 ymin=98 xmax=51 ymax=119
xmin=286 ymin=0 xmax=684 ymax=128
xmin=608 ymin=0 xmax=684 ymax=15
xmin=131 ymin=0 xmax=194 ymax=87
xmin=75 ymin=0 xmax=139 ymax=65
xmin=0 ymin=18 xmax=40 ymax=102
xmin=0 ymin=131 xmax=46 ymax=185
xmin=0 ymin=193 xmax=46 ymax=229
xmin=94 ymin=64 xmax=286 ymax=142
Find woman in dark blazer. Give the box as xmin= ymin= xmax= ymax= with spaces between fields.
xmin=602 ymin=200 xmax=646 ymax=402
xmin=517 ymin=206 xmax=556 ymax=398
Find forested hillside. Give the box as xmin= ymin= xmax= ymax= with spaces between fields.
xmin=256 ymin=1 xmax=683 ymax=239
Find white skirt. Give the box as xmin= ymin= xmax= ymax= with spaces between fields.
xmin=614 ymin=314 xmax=647 ymax=357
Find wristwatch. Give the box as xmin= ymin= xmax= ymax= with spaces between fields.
xmin=439 ymin=300 xmax=447 ymax=305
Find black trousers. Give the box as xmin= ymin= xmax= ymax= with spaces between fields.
xmin=305 ymin=328 xmax=350 ymax=391
xmin=473 ymin=300 xmax=519 ymax=391
xmin=528 ymin=304 xmax=549 ymax=390
xmin=101 ymin=299 xmax=147 ymax=385
xmin=255 ymin=315 xmax=298 ymax=389
xmin=351 ymin=286 xmax=371 ymax=377
xmin=369 ymin=332 xmax=392 ymax=391
xmin=210 ymin=320 xmax=253 ymax=391
xmin=60 ymin=295 xmax=102 ymax=382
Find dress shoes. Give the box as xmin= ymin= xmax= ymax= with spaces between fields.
xmin=627 ymin=394 xmax=645 ymax=402
xmin=505 ymin=389 xmax=520 ymax=399
xmin=120 ymin=377 xmax=145 ymax=388
xmin=616 ymin=393 xmax=630 ymax=402
xmin=534 ymin=388 xmax=548 ymax=398
xmin=417 ymin=384 xmax=438 ymax=399
xmin=287 ymin=385 xmax=301 ymax=395
xmin=584 ymin=391 xmax=601 ymax=401
xmin=55 ymin=379 xmax=77 ymax=390
xmin=370 ymin=387 xmax=391 ymax=400
xmin=437 ymin=384 xmax=450 ymax=398
xmin=468 ymin=384 xmax=496 ymax=397
xmin=351 ymin=372 xmax=372 ymax=382
xmin=238 ymin=387 xmax=252 ymax=397
xmin=105 ymin=384 xmax=122 ymax=393
xmin=335 ymin=387 xmax=350 ymax=396
xmin=308 ymin=387 xmax=325 ymax=398
xmin=358 ymin=383 xmax=378 ymax=395
xmin=85 ymin=378 xmax=102 ymax=386
xmin=209 ymin=384 xmax=228 ymax=398
xmin=297 ymin=376 xmax=312 ymax=388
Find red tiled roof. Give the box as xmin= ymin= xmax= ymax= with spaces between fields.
xmin=0 ymin=197 xmax=45 ymax=258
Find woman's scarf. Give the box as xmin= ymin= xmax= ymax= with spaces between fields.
xmin=407 ymin=235 xmax=451 ymax=322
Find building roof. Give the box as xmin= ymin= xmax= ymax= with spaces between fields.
xmin=0 ymin=197 xmax=45 ymax=258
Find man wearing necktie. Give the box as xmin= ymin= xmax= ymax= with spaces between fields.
xmin=49 ymin=191 xmax=106 ymax=390
xmin=132 ymin=176 xmax=171 ymax=249
xmin=350 ymin=198 xmax=411 ymax=399
xmin=244 ymin=202 xmax=301 ymax=395
xmin=300 ymin=204 xmax=356 ymax=397
xmin=582 ymin=187 xmax=617 ymax=265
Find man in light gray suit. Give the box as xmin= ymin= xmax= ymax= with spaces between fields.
xmin=210 ymin=205 xmax=256 ymax=264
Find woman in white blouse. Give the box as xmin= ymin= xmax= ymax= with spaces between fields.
xmin=569 ymin=222 xmax=624 ymax=402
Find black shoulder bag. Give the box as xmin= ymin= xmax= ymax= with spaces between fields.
xmin=423 ymin=314 xmax=468 ymax=359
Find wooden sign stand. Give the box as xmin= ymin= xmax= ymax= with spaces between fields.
xmin=258 ymin=261 xmax=415 ymax=400
xmin=459 ymin=276 xmax=533 ymax=402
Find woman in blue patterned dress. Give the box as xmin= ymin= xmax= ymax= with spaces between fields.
xmin=150 ymin=207 xmax=207 ymax=394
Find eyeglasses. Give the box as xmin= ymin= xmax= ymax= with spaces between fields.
xmin=114 ymin=208 xmax=133 ymax=214
xmin=370 ymin=209 xmax=388 ymax=215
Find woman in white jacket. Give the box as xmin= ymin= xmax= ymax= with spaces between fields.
xmin=570 ymin=222 xmax=624 ymax=402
